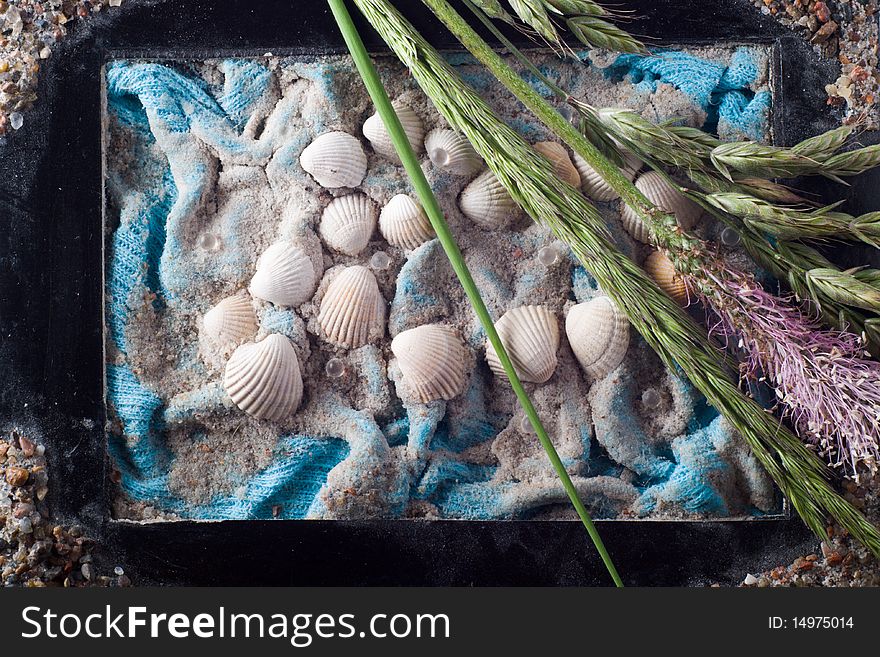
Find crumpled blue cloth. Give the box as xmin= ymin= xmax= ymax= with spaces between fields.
xmin=105 ymin=55 xmax=777 ymax=521
xmin=603 ymin=47 xmax=771 ymax=140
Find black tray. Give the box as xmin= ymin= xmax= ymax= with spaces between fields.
xmin=3 ymin=0 xmax=875 ymax=586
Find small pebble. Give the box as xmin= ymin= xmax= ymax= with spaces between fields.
xmin=9 ymin=111 xmax=23 ymax=130
xmin=743 ymin=573 xmax=758 ymax=586
xmin=5 ymin=466 xmax=29 ymax=487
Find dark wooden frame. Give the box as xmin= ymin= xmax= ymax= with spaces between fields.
xmin=5 ymin=0 xmax=873 ymax=585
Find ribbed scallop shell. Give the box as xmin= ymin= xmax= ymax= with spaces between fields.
xmin=319 ymin=193 xmax=377 ymax=256
xmin=565 ymin=297 xmax=630 ymax=380
xmin=573 ymin=150 xmax=641 ymax=202
xmin=379 ymin=194 xmax=434 ymax=250
xmin=620 ymin=171 xmax=702 ymax=243
xmin=459 ymin=169 xmax=518 ymax=229
xmin=223 ymin=334 xmax=303 ymax=421
xmin=644 ymin=250 xmax=688 ymax=304
xmin=391 ymin=324 xmax=468 ymax=403
xmin=363 ymin=100 xmax=425 ymax=162
xmin=534 ymin=141 xmax=581 ymax=188
xmin=299 ymin=131 xmax=367 ymax=188
xmin=485 ymin=305 xmax=559 ymax=384
xmin=318 ymin=265 xmax=386 ymax=348
xmin=425 ymin=128 xmax=482 ymax=176
xmin=202 ymin=293 xmax=258 ymax=351
xmin=249 ymin=241 xmax=317 ymax=307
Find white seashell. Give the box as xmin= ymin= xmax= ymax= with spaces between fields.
xmin=573 ymin=150 xmax=641 ymax=202
xmin=565 ymin=297 xmax=630 ymax=380
xmin=534 ymin=141 xmax=581 ymax=188
xmin=224 ymin=334 xmax=303 ymax=421
xmin=459 ymin=169 xmax=518 ymax=229
xmin=644 ymin=250 xmax=688 ymax=304
xmin=318 ymin=265 xmax=386 ymax=348
xmin=299 ymin=131 xmax=367 ymax=188
xmin=425 ymin=128 xmax=482 ymax=176
xmin=319 ymin=193 xmax=377 ymax=256
xmin=391 ymin=324 xmax=469 ymax=402
xmin=379 ymin=194 xmax=434 ymax=250
xmin=202 ymin=292 xmax=258 ymax=351
xmin=363 ymin=100 xmax=425 ymax=162
xmin=620 ymin=171 xmax=702 ymax=243
xmin=249 ymin=241 xmax=317 ymax=307
xmin=485 ymin=305 xmax=559 ymax=384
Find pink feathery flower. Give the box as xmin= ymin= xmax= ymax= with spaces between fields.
xmin=693 ymin=268 xmax=880 ymax=477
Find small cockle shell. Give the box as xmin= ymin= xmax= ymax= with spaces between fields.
xmin=379 ymin=194 xmax=434 ymax=250
xmin=459 ymin=169 xmax=518 ymax=229
xmin=644 ymin=250 xmax=688 ymax=304
xmin=363 ymin=100 xmax=425 ymax=162
xmin=534 ymin=141 xmax=581 ymax=188
xmin=224 ymin=334 xmax=303 ymax=421
xmin=318 ymin=265 xmax=386 ymax=348
xmin=319 ymin=193 xmax=377 ymax=256
xmin=425 ymin=128 xmax=482 ymax=176
xmin=249 ymin=241 xmax=317 ymax=307
xmin=391 ymin=324 xmax=469 ymax=403
xmin=565 ymin=296 xmax=630 ymax=380
xmin=621 ymin=171 xmax=702 ymax=243
xmin=485 ymin=305 xmax=560 ymax=384
xmin=202 ymin=292 xmax=258 ymax=351
xmin=573 ymin=150 xmax=641 ymax=202
xmin=299 ymin=131 xmax=367 ymax=188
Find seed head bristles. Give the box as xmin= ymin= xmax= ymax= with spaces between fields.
xmin=470 ymin=0 xmax=647 ymax=54
xmin=355 ymin=0 xmax=880 ymax=554
xmin=710 ymin=142 xmax=825 ymax=181
xmin=791 ymin=125 xmax=855 ymax=158
xmin=694 ymin=267 xmax=880 ymax=478
xmin=507 ymin=0 xmax=559 ymax=42
xmin=806 ymin=268 xmax=880 ymax=314
xmin=702 ymin=193 xmax=880 ymax=246
xmin=469 ymin=0 xmax=514 ymax=22
xmin=565 ymin=15 xmax=648 ymax=54
xmin=545 ymin=0 xmax=606 ymax=17
xmin=822 ymin=144 xmax=880 ymax=177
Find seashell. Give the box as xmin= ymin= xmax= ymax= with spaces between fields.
xmin=534 ymin=141 xmax=581 ymax=188
xmin=391 ymin=324 xmax=469 ymax=402
xmin=363 ymin=100 xmax=425 ymax=162
xmin=644 ymin=250 xmax=688 ymax=304
xmin=620 ymin=171 xmax=702 ymax=243
xmin=565 ymin=296 xmax=630 ymax=380
xmin=485 ymin=305 xmax=560 ymax=384
xmin=319 ymin=193 xmax=377 ymax=256
xmin=573 ymin=150 xmax=641 ymax=202
xmin=425 ymin=128 xmax=482 ymax=176
xmin=459 ymin=169 xmax=518 ymax=229
xmin=249 ymin=241 xmax=317 ymax=307
xmin=379 ymin=194 xmax=434 ymax=250
xmin=318 ymin=265 xmax=386 ymax=348
xmin=202 ymin=292 xmax=258 ymax=351
xmin=299 ymin=131 xmax=367 ymax=188
xmin=224 ymin=334 xmax=303 ymax=421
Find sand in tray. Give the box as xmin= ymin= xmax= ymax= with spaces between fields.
xmin=103 ymin=47 xmax=779 ymax=521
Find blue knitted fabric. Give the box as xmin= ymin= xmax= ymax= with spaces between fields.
xmin=105 ymin=55 xmax=778 ymax=521
xmin=603 ymin=47 xmax=771 ymax=141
